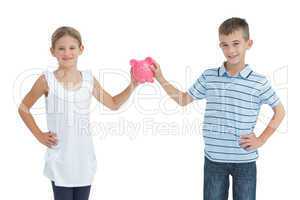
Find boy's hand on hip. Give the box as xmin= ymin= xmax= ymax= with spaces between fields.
xmin=239 ymin=133 xmax=265 ymax=151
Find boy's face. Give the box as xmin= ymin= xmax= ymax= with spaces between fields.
xmin=51 ymin=35 xmax=84 ymax=68
xmin=219 ymin=29 xmax=253 ymax=67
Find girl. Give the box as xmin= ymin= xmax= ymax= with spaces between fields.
xmin=18 ymin=26 xmax=138 ymax=200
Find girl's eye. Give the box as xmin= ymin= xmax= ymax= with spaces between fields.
xmin=58 ymin=48 xmax=65 ymax=50
xmin=234 ymin=43 xmax=240 ymax=46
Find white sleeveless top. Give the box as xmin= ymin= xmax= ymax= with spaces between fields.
xmin=43 ymin=70 xmax=97 ymax=187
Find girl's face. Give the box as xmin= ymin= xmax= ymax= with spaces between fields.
xmin=51 ymin=35 xmax=84 ymax=68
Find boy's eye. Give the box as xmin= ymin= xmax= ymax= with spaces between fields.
xmin=58 ymin=48 xmax=65 ymax=50
xmin=233 ymin=43 xmax=240 ymax=46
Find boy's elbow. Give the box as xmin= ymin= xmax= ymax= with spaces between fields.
xmin=178 ymin=92 xmax=192 ymax=107
xmin=281 ymin=106 xmax=286 ymax=120
xmin=274 ymin=103 xmax=286 ymax=121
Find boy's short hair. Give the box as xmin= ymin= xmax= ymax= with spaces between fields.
xmin=219 ymin=17 xmax=250 ymax=40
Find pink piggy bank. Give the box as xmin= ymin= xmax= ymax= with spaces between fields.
xmin=130 ymin=57 xmax=155 ymax=83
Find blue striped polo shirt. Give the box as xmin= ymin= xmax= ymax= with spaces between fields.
xmin=187 ymin=64 xmax=280 ymax=163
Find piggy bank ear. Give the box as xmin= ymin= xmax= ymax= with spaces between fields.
xmin=145 ymin=57 xmax=154 ymax=65
xmin=130 ymin=59 xmax=137 ymax=66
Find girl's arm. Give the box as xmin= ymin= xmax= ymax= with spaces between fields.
xmin=18 ymin=75 xmax=57 ymax=148
xmin=92 ymin=75 xmax=138 ymax=110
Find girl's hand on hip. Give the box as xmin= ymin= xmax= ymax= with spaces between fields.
xmin=36 ymin=131 xmax=58 ymax=148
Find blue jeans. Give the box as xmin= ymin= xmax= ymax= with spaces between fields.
xmin=204 ymin=157 xmax=256 ymax=200
xmin=51 ymin=181 xmax=91 ymax=200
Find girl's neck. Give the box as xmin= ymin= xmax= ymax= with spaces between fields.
xmin=54 ymin=65 xmax=81 ymax=81
xmin=57 ymin=65 xmax=78 ymax=74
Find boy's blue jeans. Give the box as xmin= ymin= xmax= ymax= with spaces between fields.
xmin=204 ymin=157 xmax=256 ymax=200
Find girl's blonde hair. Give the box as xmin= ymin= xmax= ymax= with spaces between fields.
xmin=51 ymin=26 xmax=82 ymax=48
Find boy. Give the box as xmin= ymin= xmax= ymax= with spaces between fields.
xmin=151 ymin=17 xmax=285 ymax=200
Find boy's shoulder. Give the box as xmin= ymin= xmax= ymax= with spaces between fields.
xmin=202 ymin=67 xmax=219 ymax=76
xmin=245 ymin=69 xmax=269 ymax=85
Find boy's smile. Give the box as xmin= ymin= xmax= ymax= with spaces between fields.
xmin=219 ymin=29 xmax=252 ymax=69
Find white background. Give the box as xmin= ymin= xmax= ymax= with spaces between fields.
xmin=0 ymin=0 xmax=298 ymax=199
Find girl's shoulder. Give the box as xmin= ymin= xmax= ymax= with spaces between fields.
xmin=38 ymin=73 xmax=49 ymax=90
xmin=27 ymin=73 xmax=49 ymax=98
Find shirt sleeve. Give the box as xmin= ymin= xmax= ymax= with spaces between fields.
xmin=187 ymin=72 xmax=207 ymax=100
xmin=258 ymin=78 xmax=280 ymax=107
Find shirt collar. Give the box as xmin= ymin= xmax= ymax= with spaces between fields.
xmin=218 ymin=63 xmax=253 ymax=79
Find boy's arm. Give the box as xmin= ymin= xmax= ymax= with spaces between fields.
xmin=240 ymin=102 xmax=285 ymax=150
xmin=92 ymin=75 xmax=138 ymax=110
xmin=151 ymin=61 xmax=194 ymax=106
xmin=258 ymin=103 xmax=285 ymax=143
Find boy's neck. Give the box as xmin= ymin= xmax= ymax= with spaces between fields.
xmin=224 ymin=61 xmax=246 ymax=76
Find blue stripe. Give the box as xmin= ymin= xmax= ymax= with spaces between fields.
xmin=207 ymin=102 xmax=258 ymax=111
xmin=205 ymin=109 xmax=257 ymax=117
xmin=189 ymin=88 xmax=202 ymax=99
xmin=262 ymin=92 xmax=275 ymax=102
xmin=203 ymin=122 xmax=251 ymax=131
xmin=260 ymin=86 xmax=271 ymax=96
xmin=197 ymin=78 xmax=207 ymax=89
xmin=205 ymin=143 xmax=241 ymax=149
xmin=261 ymin=80 xmax=268 ymax=86
xmin=202 ymin=128 xmax=239 ymax=137
xmin=206 ymin=150 xmax=257 ymax=155
xmin=188 ymin=89 xmax=196 ymax=97
xmin=246 ymin=71 xmax=253 ymax=78
xmin=246 ymin=77 xmax=265 ymax=84
xmin=192 ymin=85 xmax=205 ymax=96
xmin=204 ymin=115 xmax=257 ymax=124
xmin=207 ymin=88 xmax=258 ymax=98
xmin=206 ymin=69 xmax=218 ymax=73
xmin=205 ymin=74 xmax=264 ymax=84
xmin=209 ymin=95 xmax=259 ymax=104
xmin=270 ymin=98 xmax=279 ymax=107
xmin=207 ymin=81 xmax=260 ymax=91
xmin=203 ymin=135 xmax=237 ymax=141
xmin=205 ymin=152 xmax=258 ymax=162
xmin=250 ymin=73 xmax=265 ymax=78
